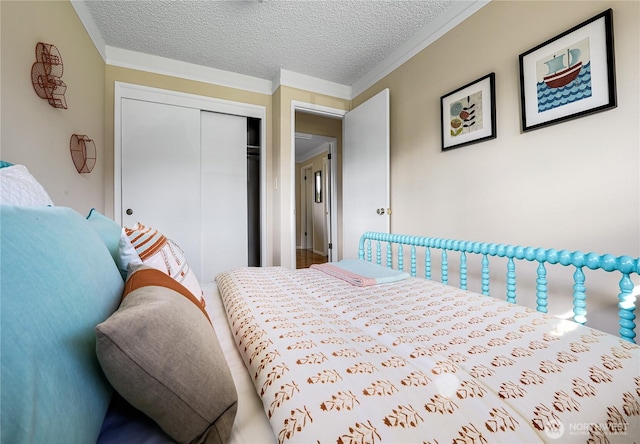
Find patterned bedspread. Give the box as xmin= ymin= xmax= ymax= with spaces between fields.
xmin=215 ymin=266 xmax=640 ymax=444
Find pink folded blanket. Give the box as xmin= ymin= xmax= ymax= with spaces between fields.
xmin=310 ymin=259 xmax=409 ymax=287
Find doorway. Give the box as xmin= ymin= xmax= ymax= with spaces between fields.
xmin=290 ymin=89 xmax=390 ymax=268
xmin=291 ymin=104 xmax=345 ymax=269
xmin=295 ymin=132 xmax=335 ymax=268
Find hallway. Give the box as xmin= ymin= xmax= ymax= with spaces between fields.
xmin=296 ymin=249 xmax=327 ymax=269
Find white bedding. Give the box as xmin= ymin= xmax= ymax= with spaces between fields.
xmin=203 ymin=282 xmax=277 ymax=444
xmin=0 ymin=164 xmax=54 ymax=206
xmin=215 ymin=266 xmax=640 ymax=444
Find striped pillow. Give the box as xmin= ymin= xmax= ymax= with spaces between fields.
xmin=124 ymin=223 xmax=204 ymax=307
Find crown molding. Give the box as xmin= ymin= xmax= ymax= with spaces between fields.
xmin=72 ymin=0 xmax=489 ymax=100
xmin=274 ymin=70 xmax=351 ymax=100
xmin=70 ymin=0 xmax=106 ymax=61
xmin=106 ymin=47 xmax=273 ymax=95
xmin=351 ymin=0 xmax=490 ymax=98
xmin=71 ymin=1 xmax=272 ymax=94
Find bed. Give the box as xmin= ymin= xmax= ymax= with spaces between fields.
xmin=2 ymin=162 xmax=638 ymax=443
xmin=214 ymin=232 xmax=639 ymax=444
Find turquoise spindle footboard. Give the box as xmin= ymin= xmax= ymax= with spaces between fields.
xmin=358 ymin=232 xmax=640 ymax=343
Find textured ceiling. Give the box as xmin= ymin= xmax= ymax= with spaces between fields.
xmin=83 ymin=0 xmax=461 ymax=87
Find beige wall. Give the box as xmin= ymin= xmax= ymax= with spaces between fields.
xmin=352 ymin=1 xmax=639 ymax=334
xmin=1 ymin=0 xmax=105 ymax=215
xmin=2 ymin=0 xmax=638 ymax=295
xmin=356 ymin=1 xmax=639 ymax=259
xmin=271 ymin=87 xmax=283 ymax=265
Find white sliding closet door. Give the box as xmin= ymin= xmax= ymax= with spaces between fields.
xmin=121 ymin=98 xmax=203 ymax=277
xmin=200 ymin=111 xmax=248 ymax=281
xmin=121 ymin=98 xmax=248 ymax=282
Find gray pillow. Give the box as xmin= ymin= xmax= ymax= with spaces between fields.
xmin=96 ymin=266 xmax=237 ymax=444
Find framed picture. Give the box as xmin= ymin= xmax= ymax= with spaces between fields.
xmin=314 ymin=170 xmax=322 ymax=203
xmin=441 ymin=73 xmax=496 ymax=151
xmin=519 ymin=9 xmax=616 ymax=132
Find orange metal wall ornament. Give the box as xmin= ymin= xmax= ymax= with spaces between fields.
xmin=70 ymin=134 xmax=96 ymax=173
xmin=31 ymin=42 xmax=67 ymax=109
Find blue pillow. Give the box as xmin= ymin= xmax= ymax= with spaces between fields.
xmin=1 ymin=205 xmax=124 ymax=443
xmin=87 ymin=208 xmax=122 ymax=260
xmin=86 ymin=208 xmax=141 ymax=280
xmin=0 ymin=160 xmax=13 ymax=168
xmin=97 ymin=393 xmax=175 ymax=444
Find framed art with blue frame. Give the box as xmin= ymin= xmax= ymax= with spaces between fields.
xmin=519 ymin=9 xmax=616 ymax=132
xmin=440 ymin=72 xmax=496 ymax=151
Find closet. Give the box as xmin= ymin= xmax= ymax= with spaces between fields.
xmin=116 ymin=83 xmax=264 ymax=282
xmin=247 ymin=117 xmax=261 ymax=267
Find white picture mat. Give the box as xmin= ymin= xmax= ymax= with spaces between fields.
xmin=522 ymin=16 xmax=610 ymax=127
xmin=442 ymin=75 xmax=494 ymax=149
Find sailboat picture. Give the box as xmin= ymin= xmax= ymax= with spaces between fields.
xmin=543 ymin=48 xmax=582 ymax=88
xmin=519 ymin=9 xmax=616 ymax=132
xmin=535 ymin=37 xmax=592 ymax=113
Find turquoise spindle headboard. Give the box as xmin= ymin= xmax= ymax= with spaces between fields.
xmin=358 ymin=232 xmax=639 ymax=343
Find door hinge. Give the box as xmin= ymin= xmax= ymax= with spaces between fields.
xmin=328 ymin=153 xmax=332 ymax=160
xmin=328 ymin=243 xmax=333 ymax=249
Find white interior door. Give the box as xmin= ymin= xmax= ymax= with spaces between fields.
xmin=200 ymin=111 xmax=248 ymax=281
xmin=342 ymin=88 xmax=390 ymax=259
xmin=121 ymin=98 xmax=203 ymax=277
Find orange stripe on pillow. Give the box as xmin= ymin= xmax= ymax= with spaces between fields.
xmin=123 ymin=268 xmax=212 ymax=325
xmin=135 ymin=238 xmax=166 ymax=261
xmin=125 ymin=225 xmax=167 ymax=261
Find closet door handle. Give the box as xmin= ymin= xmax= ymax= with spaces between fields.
xmin=126 ymin=209 xmax=133 ymax=216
